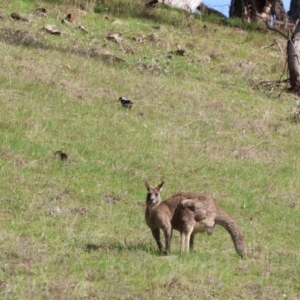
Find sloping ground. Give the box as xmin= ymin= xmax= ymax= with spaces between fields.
xmin=0 ymin=1 xmax=300 ymax=299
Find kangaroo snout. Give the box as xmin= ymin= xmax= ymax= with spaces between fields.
xmin=147 ymin=196 xmax=155 ymax=206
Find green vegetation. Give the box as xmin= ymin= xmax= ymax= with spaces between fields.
xmin=0 ymin=0 xmax=299 ymax=299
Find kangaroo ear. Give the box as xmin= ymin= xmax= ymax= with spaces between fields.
xmin=145 ymin=181 xmax=152 ymax=191
xmin=156 ymin=181 xmax=164 ymax=191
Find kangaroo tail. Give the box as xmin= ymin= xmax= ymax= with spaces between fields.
xmin=215 ymin=210 xmax=247 ymax=259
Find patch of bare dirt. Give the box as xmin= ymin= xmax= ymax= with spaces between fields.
xmin=132 ymin=33 xmax=146 ymax=43
xmin=269 ymin=191 xmax=300 ymax=204
xmin=2 ymin=235 xmax=47 ymax=278
xmin=120 ymin=44 xmax=135 ymax=54
xmin=46 ymin=281 xmax=77 ymax=299
xmin=165 ymin=276 xmax=190 ymax=291
xmin=85 ymin=270 xmax=106 ymax=281
xmin=237 ymin=260 xmax=253 ymax=274
xmin=0 ymin=280 xmax=12 ymax=294
xmin=102 ymin=193 xmax=120 ymax=204
xmin=0 ymin=147 xmax=29 ymax=168
xmin=238 ymin=60 xmax=257 ymax=76
xmin=192 ymin=55 xmax=211 ymax=66
xmin=244 ymin=283 xmax=284 ymax=300
xmin=57 ymin=79 xmax=85 ymax=99
xmin=48 ymin=206 xmax=88 ymax=216
xmin=85 ymin=48 xmax=127 ymax=64
xmin=205 ymin=277 xmax=223 ymax=287
xmin=38 ymin=178 xmax=74 ymax=197
xmin=112 ymin=19 xmax=127 ymax=26
xmin=233 ymin=144 xmax=275 ymax=163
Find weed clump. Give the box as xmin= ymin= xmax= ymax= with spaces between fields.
xmin=290 ymin=100 xmax=300 ymax=121
xmin=0 ymin=28 xmax=46 ymax=48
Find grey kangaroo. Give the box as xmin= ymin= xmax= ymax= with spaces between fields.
xmin=145 ymin=181 xmax=246 ymax=258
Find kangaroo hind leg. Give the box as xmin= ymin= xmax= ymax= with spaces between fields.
xmin=180 ymin=227 xmax=193 ymax=252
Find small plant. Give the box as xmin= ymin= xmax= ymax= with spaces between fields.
xmin=290 ymin=100 xmax=300 ymax=121
xmin=94 ymin=5 xmax=102 ymax=13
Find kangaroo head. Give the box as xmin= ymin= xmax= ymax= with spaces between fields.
xmin=145 ymin=181 xmax=164 ymax=207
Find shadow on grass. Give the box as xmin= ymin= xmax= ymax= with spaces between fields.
xmin=85 ymin=242 xmax=161 ymax=255
xmin=0 ymin=28 xmax=127 ymax=66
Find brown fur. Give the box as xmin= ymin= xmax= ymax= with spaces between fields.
xmin=145 ymin=181 xmax=247 ymax=258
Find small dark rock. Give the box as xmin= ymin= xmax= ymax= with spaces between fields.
xmin=11 ymin=12 xmax=28 ymax=22
xmin=176 ymin=49 xmax=186 ymax=56
xmin=54 ymin=150 xmax=68 ymax=160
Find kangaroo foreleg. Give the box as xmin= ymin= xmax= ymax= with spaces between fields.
xmin=163 ymin=226 xmax=172 ymax=255
xmin=151 ymin=228 xmax=163 ymax=253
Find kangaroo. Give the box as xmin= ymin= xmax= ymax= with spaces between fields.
xmin=173 ymin=196 xmax=246 ymax=258
xmin=145 ymin=181 xmax=246 ymax=258
xmin=145 ymin=181 xmax=171 ymax=255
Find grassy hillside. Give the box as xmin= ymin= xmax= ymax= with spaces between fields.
xmin=0 ymin=0 xmax=299 ymax=299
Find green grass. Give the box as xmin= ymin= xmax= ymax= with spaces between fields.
xmin=0 ymin=0 xmax=300 ymax=299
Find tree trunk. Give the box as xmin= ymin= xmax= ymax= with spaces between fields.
xmin=287 ymin=20 xmax=300 ymax=93
xmin=230 ymin=0 xmax=286 ymax=22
